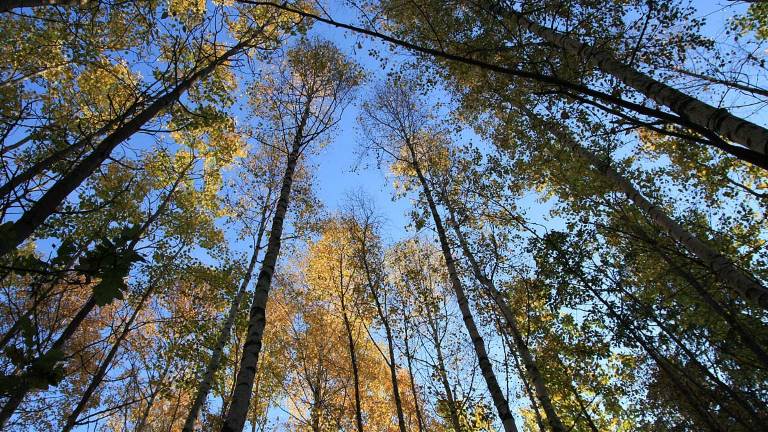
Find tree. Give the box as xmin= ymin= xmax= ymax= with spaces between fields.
xmin=221 ymin=38 xmax=363 ymax=432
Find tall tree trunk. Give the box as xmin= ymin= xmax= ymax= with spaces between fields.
xmin=182 ymin=199 xmax=270 ymax=432
xmin=60 ymin=281 xmax=155 ymax=432
xmin=340 ymin=297 xmax=365 ymax=432
xmin=0 ymin=39 xmax=250 ymax=258
xmin=356 ymin=235 xmax=408 ymax=432
xmin=572 ymin=143 xmax=768 ymax=308
xmin=485 ymin=2 xmax=768 ymax=157
xmin=424 ymin=303 xmax=463 ymax=432
xmin=407 ymin=141 xmax=519 ymax=432
xmin=402 ymin=316 xmax=426 ymax=432
xmin=0 ymin=165 xmax=188 ymax=427
xmin=444 ymin=208 xmax=565 ymax=432
xmin=220 ymin=105 xmax=310 ymax=432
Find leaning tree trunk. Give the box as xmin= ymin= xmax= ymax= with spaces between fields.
xmin=424 ymin=302 xmax=463 ymax=432
xmin=0 ymin=166 xmax=186 ymax=427
xmin=402 ymin=316 xmax=426 ymax=432
xmin=407 ymin=143 xmax=519 ymax=432
xmin=61 ymin=281 xmax=156 ymax=432
xmin=181 ymin=210 xmax=267 ymax=432
xmin=571 ymin=142 xmax=768 ymax=308
xmin=444 ymin=209 xmax=565 ymax=432
xmin=220 ymin=106 xmax=309 ymax=432
xmin=485 ymin=2 xmax=768 ymax=157
xmin=0 ymin=39 xmax=251 ymax=258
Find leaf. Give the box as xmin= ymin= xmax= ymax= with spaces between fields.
xmin=92 ymin=274 xmax=127 ymax=307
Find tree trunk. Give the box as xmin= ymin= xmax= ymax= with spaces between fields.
xmin=407 ymin=142 xmax=519 ymax=432
xmin=220 ymin=105 xmax=310 ymax=432
xmin=0 ymin=39 xmax=249 ymax=257
xmin=487 ymin=2 xmax=768 ymax=157
xmin=424 ymin=303 xmax=463 ymax=432
xmin=182 ymin=199 xmax=270 ymax=432
xmin=572 ymin=143 xmax=768 ymax=308
xmin=506 ymin=337 xmax=546 ymax=432
xmin=402 ymin=316 xmax=426 ymax=432
xmin=340 ymin=298 xmax=365 ymax=432
xmin=444 ymin=208 xmax=565 ymax=432
xmin=357 ymin=237 xmax=408 ymax=432
xmin=60 ymin=281 xmax=154 ymax=432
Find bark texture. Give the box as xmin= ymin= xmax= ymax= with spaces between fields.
xmin=488 ymin=2 xmax=768 ymax=156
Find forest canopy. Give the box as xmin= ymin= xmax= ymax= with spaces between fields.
xmin=1 ymin=0 xmax=767 ymax=431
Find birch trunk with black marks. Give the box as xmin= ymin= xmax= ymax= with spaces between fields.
xmin=182 ymin=209 xmax=267 ymax=432
xmin=486 ymin=2 xmax=768 ymax=156
xmin=406 ymin=141 xmax=519 ymax=432
xmin=220 ymin=107 xmax=309 ymax=432
xmin=444 ymin=208 xmax=565 ymax=432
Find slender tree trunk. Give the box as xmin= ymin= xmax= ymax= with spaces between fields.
xmin=356 ymin=236 xmax=408 ymax=432
xmin=425 ymin=305 xmax=462 ymax=432
xmin=0 ymin=0 xmax=88 ymax=12
xmin=182 ymin=200 xmax=270 ymax=432
xmin=506 ymin=337 xmax=546 ymax=432
xmin=220 ymin=106 xmax=310 ymax=432
xmin=136 ymin=362 xmax=172 ymax=432
xmin=611 ymin=272 xmax=764 ymax=423
xmin=402 ymin=316 xmax=426 ymax=432
xmin=60 ymin=282 xmax=155 ymax=432
xmin=407 ymin=142 xmax=519 ymax=432
xmin=0 ymin=40 xmax=250 ymax=257
xmin=444 ymin=208 xmax=565 ymax=432
xmin=340 ymin=298 xmax=365 ymax=432
xmin=0 ymin=166 xmax=187 ymax=427
xmin=486 ymin=2 xmax=768 ymax=156
xmin=572 ymin=143 xmax=768 ymax=308
xmin=631 ymin=223 xmax=768 ymax=369
xmin=382 ymin=319 xmax=407 ymax=432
